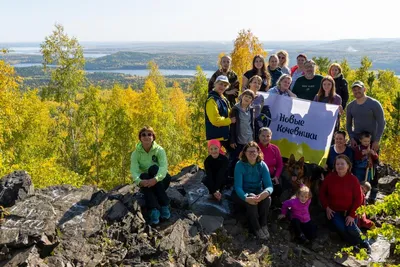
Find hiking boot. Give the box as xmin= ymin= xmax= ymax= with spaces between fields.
xmin=255 ymin=229 xmax=269 ymax=240
xmin=149 ymin=208 xmax=160 ymax=225
xmin=160 ymin=205 xmax=171 ymax=220
xmin=261 ymin=225 xmax=270 ymax=239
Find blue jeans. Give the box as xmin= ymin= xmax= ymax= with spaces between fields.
xmin=330 ymin=212 xmax=368 ymax=247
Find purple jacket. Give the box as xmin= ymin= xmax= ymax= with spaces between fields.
xmin=313 ymin=93 xmax=342 ymax=106
xmin=281 ymin=198 xmax=311 ymax=223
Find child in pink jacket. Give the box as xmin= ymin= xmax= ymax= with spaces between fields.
xmin=278 ymin=185 xmax=317 ymax=244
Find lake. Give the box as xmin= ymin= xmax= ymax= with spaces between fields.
xmin=13 ymin=63 xmax=215 ymax=78
xmin=85 ymin=69 xmax=215 ymax=78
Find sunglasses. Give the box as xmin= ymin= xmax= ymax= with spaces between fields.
xmin=278 ymin=56 xmax=286 ymax=59
xmin=246 ymin=150 xmax=258 ymax=154
xmin=141 ymin=133 xmax=153 ymax=137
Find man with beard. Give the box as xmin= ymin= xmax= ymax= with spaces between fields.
xmin=346 ymin=80 xmax=386 ymax=203
xmin=208 ymin=55 xmax=240 ymax=107
xmin=292 ymin=59 xmax=323 ymax=101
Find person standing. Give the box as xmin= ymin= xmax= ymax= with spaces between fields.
xmin=328 ymin=63 xmax=349 ymax=110
xmin=292 ymin=59 xmax=323 ymax=101
xmin=205 ymin=75 xmax=237 ymax=151
xmin=346 ymin=80 xmax=386 ymax=203
xmin=267 ymin=54 xmax=283 ymax=88
xmin=290 ymin=54 xmax=307 ymax=89
xmin=208 ymin=55 xmax=240 ymax=107
xmin=242 ymin=55 xmax=272 ymax=92
xmin=277 ymin=50 xmax=291 ymax=75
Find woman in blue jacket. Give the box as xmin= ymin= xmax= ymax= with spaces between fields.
xmin=232 ymin=141 xmax=273 ymax=240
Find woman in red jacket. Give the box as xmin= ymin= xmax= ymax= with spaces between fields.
xmin=319 ymin=155 xmax=372 ymax=254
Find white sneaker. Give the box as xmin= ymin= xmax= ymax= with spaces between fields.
xmin=255 ymin=229 xmax=268 ymax=240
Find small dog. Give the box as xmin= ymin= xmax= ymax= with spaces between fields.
xmin=286 ymin=154 xmax=324 ymax=199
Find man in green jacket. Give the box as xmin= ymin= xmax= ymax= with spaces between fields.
xmin=130 ymin=126 xmax=171 ymax=225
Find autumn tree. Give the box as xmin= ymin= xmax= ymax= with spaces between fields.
xmin=190 ymin=66 xmax=208 ymax=162
xmin=102 ymin=85 xmax=137 ymax=187
xmin=40 ymin=23 xmax=85 ymax=103
xmin=76 ymin=86 xmax=106 ymax=184
xmin=231 ymin=29 xmax=266 ymax=88
xmin=40 ymin=24 xmax=86 ymax=173
xmin=312 ymin=56 xmax=331 ymax=75
xmin=147 ymin=61 xmax=168 ymax=100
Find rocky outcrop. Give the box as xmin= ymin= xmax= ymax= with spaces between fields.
xmin=0 ymin=170 xmax=34 ymax=208
xmin=0 ymin=165 xmax=398 ymax=266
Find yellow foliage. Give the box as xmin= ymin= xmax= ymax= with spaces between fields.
xmin=231 ymin=29 xmax=267 ymax=88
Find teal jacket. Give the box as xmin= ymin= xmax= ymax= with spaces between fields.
xmin=234 ymin=160 xmax=273 ymax=201
xmin=130 ymin=141 xmax=168 ymax=185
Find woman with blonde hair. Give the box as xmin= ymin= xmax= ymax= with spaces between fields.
xmin=268 ymin=74 xmax=297 ymax=97
xmin=328 ymin=63 xmax=349 ymax=109
xmin=277 ymin=50 xmax=291 ymax=75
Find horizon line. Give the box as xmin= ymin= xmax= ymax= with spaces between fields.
xmin=2 ymin=37 xmax=400 ymax=44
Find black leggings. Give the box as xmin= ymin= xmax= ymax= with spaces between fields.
xmin=232 ymin=190 xmax=271 ymax=232
xmin=291 ymin=219 xmax=317 ymax=240
xmin=140 ymin=165 xmax=171 ymax=209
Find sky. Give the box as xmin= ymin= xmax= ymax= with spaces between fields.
xmin=1 ymin=0 xmax=399 ymax=42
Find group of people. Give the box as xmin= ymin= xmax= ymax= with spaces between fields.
xmin=130 ymin=51 xmax=386 ymax=254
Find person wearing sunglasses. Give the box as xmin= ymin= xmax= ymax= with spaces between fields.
xmin=130 ymin=126 xmax=171 ymax=225
xmin=277 ymin=50 xmax=291 ymax=75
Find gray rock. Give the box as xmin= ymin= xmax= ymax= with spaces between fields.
xmin=214 ymin=251 xmax=245 ymax=267
xmin=370 ymin=236 xmax=391 ymax=263
xmin=159 ymin=219 xmax=188 ymax=255
xmin=3 ymin=246 xmax=48 ymax=267
xmin=104 ymin=201 xmax=129 ymax=222
xmin=172 ymin=165 xmax=199 ymax=182
xmin=281 ymin=245 xmax=290 ymax=260
xmin=0 ymin=170 xmax=34 ymax=208
xmin=198 ymin=215 xmax=224 ymax=234
xmin=378 ymin=176 xmax=399 ymax=193
xmin=166 ymin=186 xmax=187 ymax=208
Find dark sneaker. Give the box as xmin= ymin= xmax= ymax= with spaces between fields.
xmin=160 ymin=205 xmax=171 ymax=220
xmin=149 ymin=208 xmax=160 ymax=225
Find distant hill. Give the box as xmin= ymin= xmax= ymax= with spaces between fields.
xmin=2 ymin=39 xmax=400 ymax=74
xmin=84 ymin=51 xmax=219 ymax=70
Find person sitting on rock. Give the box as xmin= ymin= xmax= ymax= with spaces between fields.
xmin=130 ymin=126 xmax=171 ymax=225
xmin=319 ymin=155 xmax=372 ymax=254
xmin=232 ymin=141 xmax=273 ymax=240
xmin=202 ymin=140 xmax=229 ymax=201
xmin=278 ymin=184 xmax=317 ymax=244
